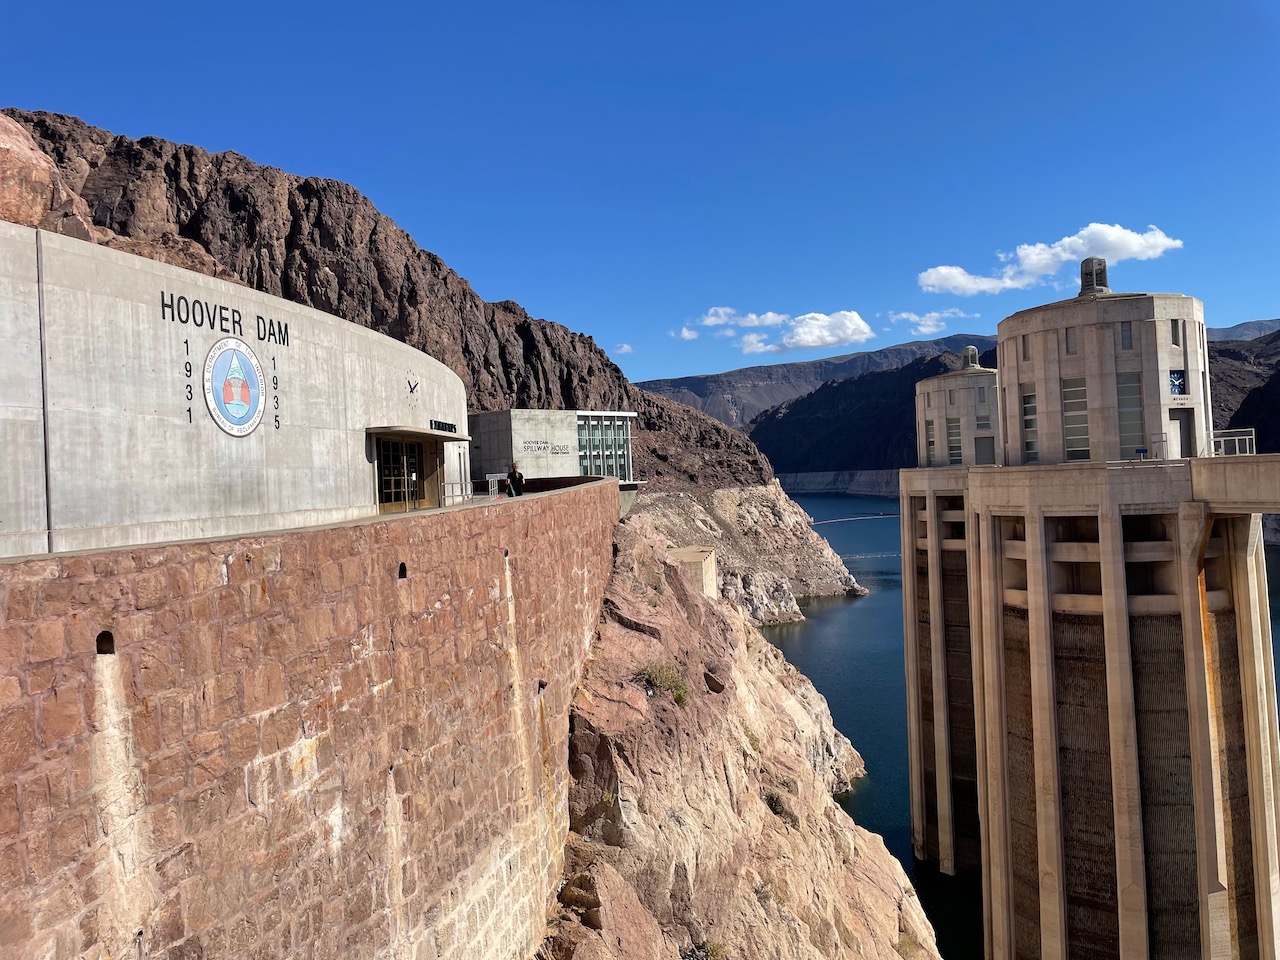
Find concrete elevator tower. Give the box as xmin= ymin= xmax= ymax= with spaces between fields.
xmin=900 ymin=259 xmax=1280 ymax=959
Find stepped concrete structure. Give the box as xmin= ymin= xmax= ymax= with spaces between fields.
xmin=900 ymin=258 xmax=1280 ymax=959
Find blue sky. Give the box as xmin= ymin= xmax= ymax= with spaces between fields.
xmin=5 ymin=1 xmax=1278 ymax=382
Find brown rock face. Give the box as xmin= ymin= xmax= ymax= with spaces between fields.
xmin=545 ymin=519 xmax=938 ymax=959
xmin=2 ymin=108 xmax=771 ymax=490
xmin=0 ymin=113 xmax=100 ymax=241
xmin=629 ymin=482 xmax=866 ymax=625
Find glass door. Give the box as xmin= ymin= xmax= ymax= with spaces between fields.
xmin=377 ymin=437 xmax=425 ymax=512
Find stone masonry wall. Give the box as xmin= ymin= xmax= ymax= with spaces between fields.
xmin=0 ymin=480 xmax=617 ymax=960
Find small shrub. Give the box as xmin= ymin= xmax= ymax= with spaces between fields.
xmin=744 ymin=727 xmax=761 ymax=754
xmin=639 ymin=660 xmax=690 ymax=706
xmin=707 ymin=942 xmax=728 ymax=960
xmin=600 ymin=790 xmax=615 ymax=808
xmin=762 ymin=789 xmax=799 ymax=829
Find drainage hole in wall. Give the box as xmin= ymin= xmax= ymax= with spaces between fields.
xmin=96 ymin=631 xmax=116 ymax=655
xmin=398 ymin=562 xmax=407 ymax=579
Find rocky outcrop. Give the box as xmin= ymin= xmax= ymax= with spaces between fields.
xmin=1 ymin=108 xmax=771 ymax=492
xmin=544 ymin=519 xmax=937 ymax=959
xmin=627 ymin=483 xmax=865 ymax=626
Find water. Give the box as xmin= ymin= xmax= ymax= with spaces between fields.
xmin=765 ymin=494 xmax=1280 ymax=959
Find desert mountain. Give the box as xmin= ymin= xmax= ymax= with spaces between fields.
xmin=1 ymin=108 xmax=768 ymax=491
xmin=1207 ymin=319 xmax=1280 ymax=342
xmin=638 ymin=334 xmax=997 ymax=428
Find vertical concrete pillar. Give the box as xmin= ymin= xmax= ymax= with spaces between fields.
xmin=968 ymin=505 xmax=993 ymax=959
xmin=1176 ymin=501 xmax=1230 ymax=959
xmin=981 ymin=509 xmax=1014 ymax=960
xmin=902 ymin=487 xmax=926 ymax=862
xmin=1098 ymin=503 xmax=1149 ymax=958
xmin=1229 ymin=514 xmax=1280 ymax=955
xmin=1025 ymin=509 xmax=1067 ymax=960
xmin=1256 ymin=541 xmax=1280 ymax=916
xmin=927 ymin=489 xmax=955 ymax=874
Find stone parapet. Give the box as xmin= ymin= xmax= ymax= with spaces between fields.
xmin=0 ymin=480 xmax=617 ymax=960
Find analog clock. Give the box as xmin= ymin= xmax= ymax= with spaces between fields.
xmin=1169 ymin=370 xmax=1187 ymax=395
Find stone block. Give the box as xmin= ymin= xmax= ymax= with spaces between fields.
xmin=28 ymin=620 xmax=65 ymax=663
xmin=5 ymin=584 xmax=37 ymax=621
xmin=39 ymin=684 xmax=84 ymax=747
xmin=0 ymin=677 xmax=20 ymax=711
xmin=134 ymin=569 xmax=171 ymax=610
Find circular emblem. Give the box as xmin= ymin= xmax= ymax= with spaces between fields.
xmin=203 ymin=338 xmax=266 ymax=436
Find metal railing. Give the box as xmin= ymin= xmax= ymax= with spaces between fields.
xmin=1211 ymin=428 xmax=1256 ymax=457
xmin=441 ymin=482 xmax=475 ymax=506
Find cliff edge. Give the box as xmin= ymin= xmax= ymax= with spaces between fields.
xmin=629 ymin=483 xmax=865 ymax=625
xmin=545 ymin=517 xmax=937 ymax=959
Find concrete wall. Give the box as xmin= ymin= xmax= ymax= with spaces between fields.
xmin=469 ymin=410 xmax=578 ymax=482
xmin=0 ymin=222 xmax=44 ymax=559
xmin=0 ymin=224 xmax=470 ymax=557
xmin=0 ymin=480 xmax=617 ymax=960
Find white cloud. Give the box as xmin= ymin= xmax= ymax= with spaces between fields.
xmin=889 ymin=308 xmax=979 ymax=336
xmin=615 ymin=342 xmax=633 ymax=354
xmin=713 ymin=327 xmax=738 ymax=338
xmin=918 ymin=223 xmax=1183 ymax=296
xmin=679 ymin=325 xmax=699 ymax=341
xmin=720 ymin=308 xmax=875 ymax=355
xmin=781 ymin=310 xmax=875 ymax=350
xmin=739 ymin=333 xmax=775 ymax=354
xmin=698 ymin=306 xmax=787 ymax=328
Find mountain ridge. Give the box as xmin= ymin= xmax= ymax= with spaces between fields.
xmin=638 ymin=333 xmax=997 ymax=428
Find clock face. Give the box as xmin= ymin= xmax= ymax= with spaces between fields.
xmin=1169 ymin=370 xmax=1187 ymax=395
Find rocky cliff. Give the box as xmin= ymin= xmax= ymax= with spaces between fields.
xmin=0 ymin=109 xmax=768 ymax=492
xmin=625 ymin=482 xmax=865 ymax=625
xmin=545 ymin=518 xmax=938 ymax=960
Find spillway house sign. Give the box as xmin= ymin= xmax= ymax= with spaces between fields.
xmin=204 ymin=337 xmax=267 ymax=436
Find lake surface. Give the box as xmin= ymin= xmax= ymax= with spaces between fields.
xmin=765 ymin=493 xmax=1280 ymax=959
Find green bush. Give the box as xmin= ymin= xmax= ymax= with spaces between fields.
xmin=638 ymin=660 xmax=689 ymax=706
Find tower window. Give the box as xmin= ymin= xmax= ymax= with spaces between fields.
xmin=1171 ymin=319 xmax=1181 ymax=346
xmin=1061 ymin=378 xmax=1090 ymax=461
xmin=1021 ymin=389 xmax=1038 ymax=463
xmin=1065 ymin=327 xmax=1077 ymax=355
xmin=1116 ymin=372 xmax=1144 ymax=458
xmin=925 ymin=421 xmax=936 ymax=465
xmin=1121 ymin=322 xmax=1132 ymax=350
xmin=947 ymin=418 xmax=961 ymax=464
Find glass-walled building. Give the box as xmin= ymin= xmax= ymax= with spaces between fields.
xmin=577 ymin=412 xmax=634 ymax=481
xmin=468 ymin=408 xmax=638 ymax=485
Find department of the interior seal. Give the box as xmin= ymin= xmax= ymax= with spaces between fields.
xmin=203 ymin=337 xmax=266 ymax=436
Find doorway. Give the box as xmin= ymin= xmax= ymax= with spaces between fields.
xmin=1168 ymin=409 xmax=1194 ymax=459
xmin=376 ymin=437 xmax=443 ymax=512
